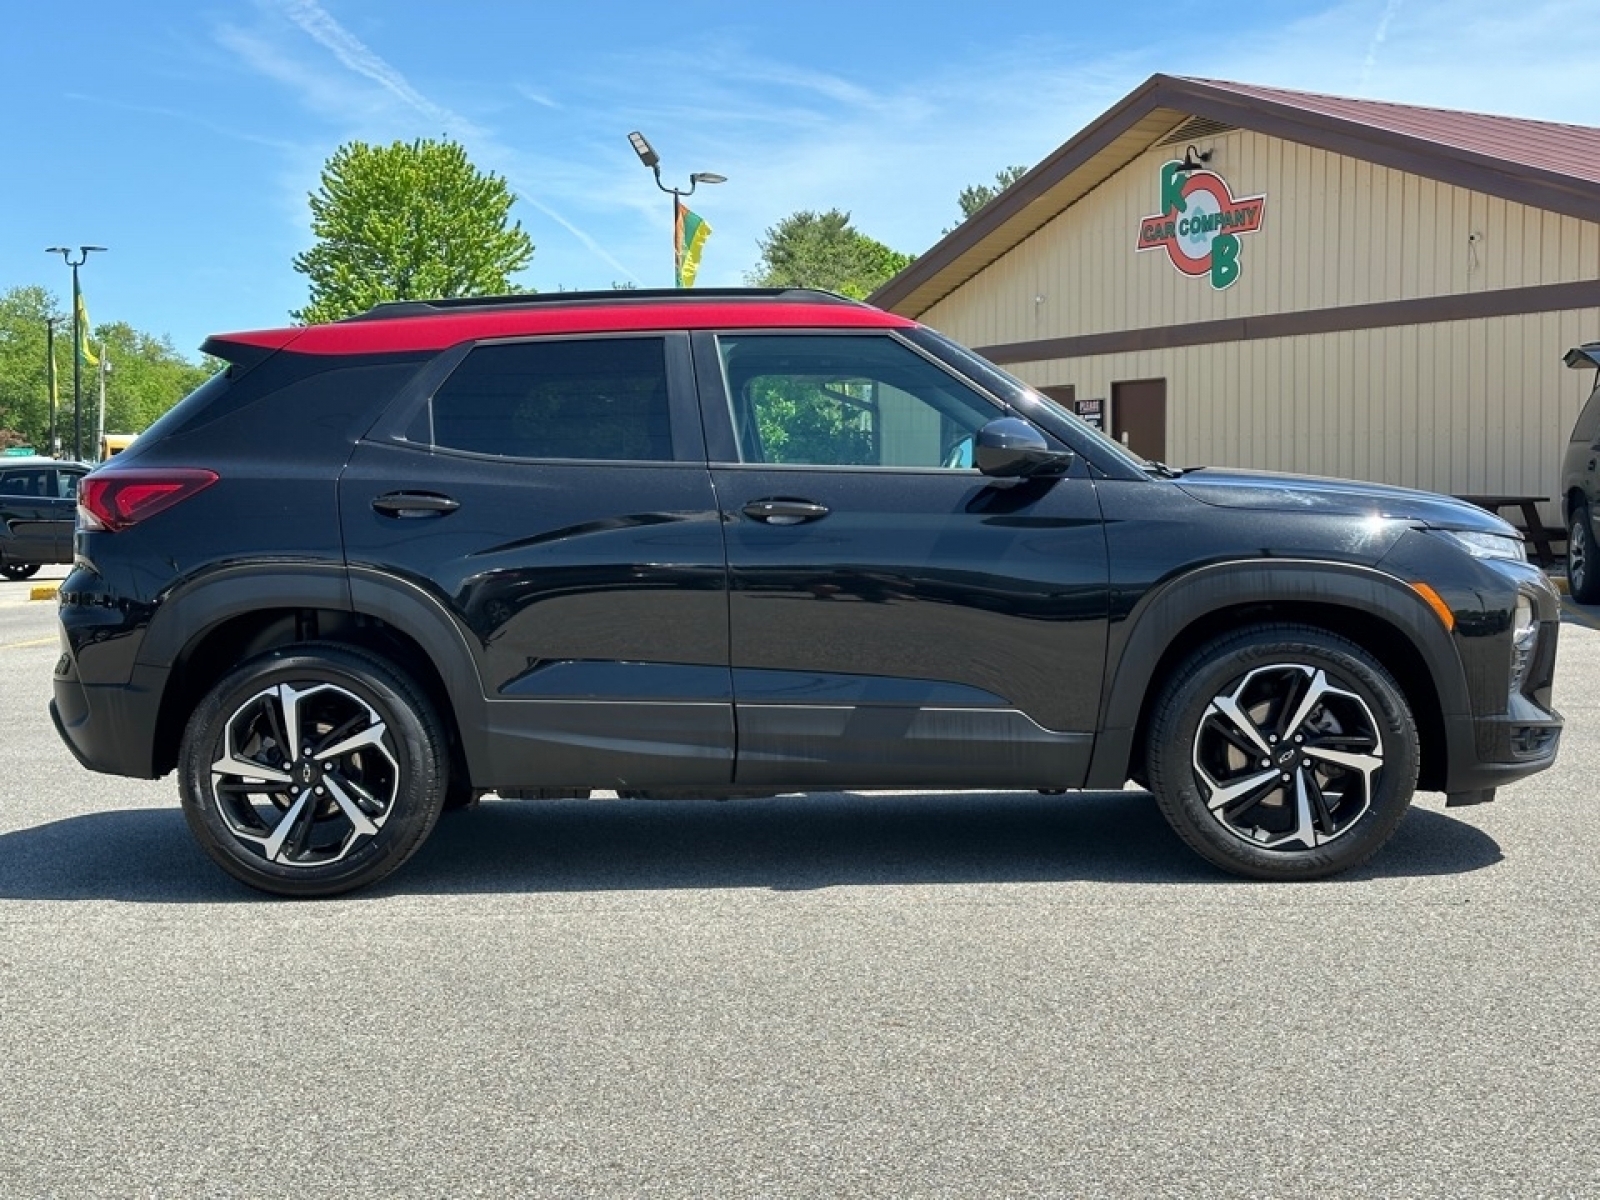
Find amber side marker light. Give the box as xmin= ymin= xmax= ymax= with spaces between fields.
xmin=1409 ymin=582 xmax=1456 ymax=632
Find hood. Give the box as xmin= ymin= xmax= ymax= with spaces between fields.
xmin=1174 ymin=468 xmax=1511 ymax=534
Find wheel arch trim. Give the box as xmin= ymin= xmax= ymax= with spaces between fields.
xmin=1086 ymin=559 xmax=1469 ymax=788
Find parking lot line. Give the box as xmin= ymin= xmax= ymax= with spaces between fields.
xmin=2 ymin=637 xmax=58 ymax=650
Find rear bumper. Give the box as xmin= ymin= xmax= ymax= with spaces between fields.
xmin=51 ymin=659 xmax=166 ymax=779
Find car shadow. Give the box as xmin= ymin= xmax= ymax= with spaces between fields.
xmin=0 ymin=790 xmax=1503 ymax=903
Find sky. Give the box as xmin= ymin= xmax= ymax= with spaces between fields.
xmin=2 ymin=0 xmax=1598 ymax=361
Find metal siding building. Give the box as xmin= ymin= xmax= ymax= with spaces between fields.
xmin=872 ymin=76 xmax=1600 ymax=530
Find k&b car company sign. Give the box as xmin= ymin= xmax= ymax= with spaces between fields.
xmin=1136 ymin=160 xmax=1265 ymax=290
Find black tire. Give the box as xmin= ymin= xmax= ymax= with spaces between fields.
xmin=1146 ymin=625 xmax=1419 ymax=881
xmin=0 ymin=562 xmax=41 ymax=581
xmin=1568 ymin=501 xmax=1600 ymax=603
xmin=178 ymin=643 xmax=449 ymax=897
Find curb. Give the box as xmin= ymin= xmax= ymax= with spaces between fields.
xmin=29 ymin=585 xmax=58 ymax=602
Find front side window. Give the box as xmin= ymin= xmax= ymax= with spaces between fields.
xmin=421 ymin=337 xmax=673 ymax=462
xmin=715 ymin=334 xmax=1001 ymax=469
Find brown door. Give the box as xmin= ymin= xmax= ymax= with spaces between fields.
xmin=1112 ymin=379 xmax=1166 ymax=463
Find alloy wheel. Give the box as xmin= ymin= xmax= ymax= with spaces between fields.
xmin=1570 ymin=518 xmax=1589 ymax=594
xmin=210 ymin=680 xmax=400 ymax=868
xmin=1192 ymin=663 xmax=1384 ymax=851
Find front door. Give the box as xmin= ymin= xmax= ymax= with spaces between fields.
xmin=697 ymin=331 xmax=1110 ymax=790
xmin=1111 ymin=378 xmax=1166 ymax=463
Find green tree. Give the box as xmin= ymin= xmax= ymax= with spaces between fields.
xmin=746 ymin=209 xmax=912 ymax=300
xmin=94 ymin=322 xmax=214 ymax=436
xmin=292 ymin=137 xmax=534 ymax=324
xmin=946 ymin=165 xmax=1029 ymax=233
xmin=0 ymin=285 xmax=210 ymax=455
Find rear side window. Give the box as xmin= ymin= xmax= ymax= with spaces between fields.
xmin=420 ymin=338 xmax=673 ymax=461
xmin=0 ymin=470 xmax=45 ymax=497
xmin=1571 ymin=384 xmax=1600 ymax=445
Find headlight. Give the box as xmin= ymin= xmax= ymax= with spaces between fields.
xmin=1431 ymin=529 xmax=1528 ymax=562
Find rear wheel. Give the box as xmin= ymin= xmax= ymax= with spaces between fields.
xmin=1568 ymin=501 xmax=1600 ymax=603
xmin=178 ymin=643 xmax=449 ymax=897
xmin=0 ymin=562 xmax=41 ymax=581
xmin=1146 ymin=626 xmax=1418 ymax=881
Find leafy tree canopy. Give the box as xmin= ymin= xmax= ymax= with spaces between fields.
xmin=946 ymin=165 xmax=1029 ymax=233
xmin=292 ymin=137 xmax=535 ymax=325
xmin=746 ymin=209 xmax=912 ymax=300
xmin=0 ymin=285 xmax=211 ymax=456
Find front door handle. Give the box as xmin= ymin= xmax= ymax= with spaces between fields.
xmin=372 ymin=491 xmax=460 ymax=519
xmin=742 ymin=498 xmax=830 ymax=526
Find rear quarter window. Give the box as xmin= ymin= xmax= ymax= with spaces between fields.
xmin=1572 ymin=384 xmax=1600 ymax=445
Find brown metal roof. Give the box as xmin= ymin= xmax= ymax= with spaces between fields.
xmin=873 ymin=74 xmax=1600 ymax=317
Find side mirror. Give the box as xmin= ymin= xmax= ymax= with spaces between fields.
xmin=973 ymin=417 xmax=1073 ymax=478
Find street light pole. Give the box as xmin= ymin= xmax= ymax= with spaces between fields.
xmin=45 ymin=245 xmax=107 ymax=461
xmin=626 ymin=132 xmax=725 ymax=285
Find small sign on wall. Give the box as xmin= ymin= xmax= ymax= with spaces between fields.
xmin=1074 ymin=397 xmax=1104 ymax=429
xmin=1136 ymin=159 xmax=1266 ymax=290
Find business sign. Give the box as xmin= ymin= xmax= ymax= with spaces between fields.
xmin=1136 ymin=161 xmax=1266 ymax=290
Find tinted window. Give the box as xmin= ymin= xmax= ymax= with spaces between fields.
xmin=424 ymin=338 xmax=673 ymax=461
xmin=715 ymin=334 xmax=999 ymax=468
xmin=0 ymin=470 xmax=44 ymax=497
xmin=57 ymin=471 xmax=83 ymax=499
xmin=1571 ymin=384 xmax=1600 ymax=445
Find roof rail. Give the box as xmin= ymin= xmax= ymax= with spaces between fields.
xmin=346 ymin=288 xmax=867 ymax=322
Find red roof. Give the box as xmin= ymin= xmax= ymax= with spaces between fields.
xmin=1187 ymin=78 xmax=1600 ymax=188
xmin=211 ymin=296 xmax=912 ymax=357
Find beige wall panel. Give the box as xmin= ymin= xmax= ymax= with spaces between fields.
xmin=918 ymin=131 xmax=1600 ymax=352
xmin=999 ymin=308 xmax=1600 ymax=526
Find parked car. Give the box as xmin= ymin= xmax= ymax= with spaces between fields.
xmin=50 ymin=290 xmax=1563 ymax=896
xmin=1561 ymin=341 xmax=1600 ymax=602
xmin=0 ymin=456 xmax=89 ymax=581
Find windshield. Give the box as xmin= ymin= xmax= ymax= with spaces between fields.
xmin=902 ymin=325 xmax=1153 ymax=475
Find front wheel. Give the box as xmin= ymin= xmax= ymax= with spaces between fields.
xmin=178 ymin=643 xmax=449 ymax=897
xmin=1146 ymin=626 xmax=1419 ymax=881
xmin=0 ymin=562 xmax=41 ymax=581
xmin=1568 ymin=501 xmax=1600 ymax=603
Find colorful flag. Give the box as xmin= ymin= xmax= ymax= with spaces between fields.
xmin=675 ymin=197 xmax=711 ymax=288
xmin=75 ymin=290 xmax=98 ymax=367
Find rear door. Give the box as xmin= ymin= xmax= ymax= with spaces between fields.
xmin=340 ymin=332 xmax=733 ymax=790
xmin=695 ymin=330 xmax=1111 ymax=790
xmin=0 ymin=466 xmax=71 ymax=564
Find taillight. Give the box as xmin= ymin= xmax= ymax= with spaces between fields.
xmin=79 ymin=469 xmax=220 ymax=532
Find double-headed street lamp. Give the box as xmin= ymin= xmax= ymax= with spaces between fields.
xmin=627 ymin=132 xmax=725 ymax=286
xmin=46 ymin=244 xmax=107 ymax=461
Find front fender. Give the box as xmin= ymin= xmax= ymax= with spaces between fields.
xmin=1084 ymin=559 xmax=1469 ymax=788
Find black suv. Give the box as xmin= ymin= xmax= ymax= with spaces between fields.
xmin=51 ymin=290 xmax=1563 ymax=896
xmin=1 ymin=456 xmax=88 ymax=581
xmin=1562 ymin=341 xmax=1600 ymax=601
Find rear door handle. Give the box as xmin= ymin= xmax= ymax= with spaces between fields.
xmin=372 ymin=491 xmax=460 ymax=518
xmin=742 ymin=498 xmax=830 ymax=526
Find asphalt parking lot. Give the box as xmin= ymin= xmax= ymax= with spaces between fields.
xmin=2 ymin=566 xmax=1597 ymax=1198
